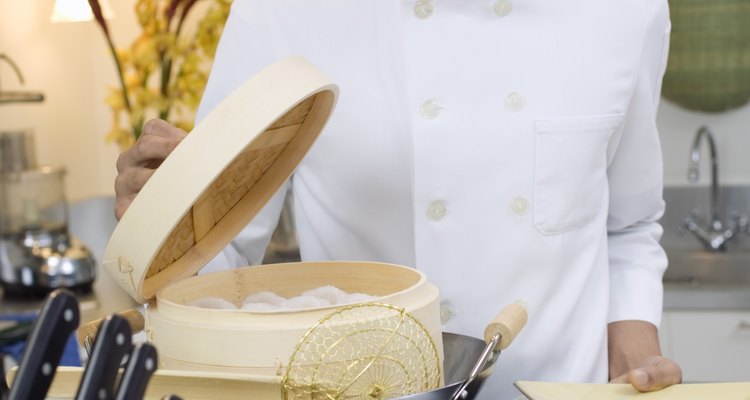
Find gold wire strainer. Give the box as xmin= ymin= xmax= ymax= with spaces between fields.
xmin=282 ymin=303 xmax=441 ymax=399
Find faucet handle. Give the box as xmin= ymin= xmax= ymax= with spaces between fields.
xmin=677 ymin=209 xmax=703 ymax=236
xmin=678 ymin=215 xmax=696 ymax=237
xmin=731 ymin=212 xmax=750 ymax=234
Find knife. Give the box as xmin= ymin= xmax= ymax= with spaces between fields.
xmin=8 ymin=289 xmax=80 ymax=400
xmin=75 ymin=314 xmax=132 ymax=400
xmin=114 ymin=342 xmax=157 ymax=400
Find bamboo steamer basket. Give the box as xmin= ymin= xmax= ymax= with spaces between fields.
xmin=101 ymin=56 xmax=444 ymax=382
xmin=148 ymin=261 xmax=442 ymax=374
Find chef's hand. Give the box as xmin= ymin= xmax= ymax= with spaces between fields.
xmin=608 ymin=320 xmax=682 ymax=392
xmin=114 ymin=119 xmax=186 ymax=220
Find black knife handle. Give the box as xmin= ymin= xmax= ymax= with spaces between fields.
xmin=114 ymin=343 xmax=157 ymax=400
xmin=9 ymin=289 xmax=80 ymax=400
xmin=76 ymin=314 xmax=132 ymax=400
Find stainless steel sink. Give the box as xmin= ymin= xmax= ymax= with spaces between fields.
xmin=664 ymin=250 xmax=750 ymax=285
xmin=661 ymin=185 xmax=750 ymax=285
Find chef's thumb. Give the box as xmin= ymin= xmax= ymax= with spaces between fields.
xmin=628 ymin=360 xmax=682 ymax=392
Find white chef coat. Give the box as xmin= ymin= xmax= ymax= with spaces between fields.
xmin=197 ymin=1 xmax=671 ymax=399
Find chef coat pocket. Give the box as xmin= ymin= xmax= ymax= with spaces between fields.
xmin=533 ymin=114 xmax=624 ymax=234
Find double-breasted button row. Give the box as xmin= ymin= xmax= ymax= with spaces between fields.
xmin=414 ymin=0 xmax=513 ymax=19
xmin=414 ymin=1 xmax=524 ymax=223
xmin=425 ymin=197 xmax=530 ymax=222
xmin=419 ymin=92 xmax=525 ymax=122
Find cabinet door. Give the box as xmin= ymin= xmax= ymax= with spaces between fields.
xmin=660 ymin=311 xmax=750 ymax=382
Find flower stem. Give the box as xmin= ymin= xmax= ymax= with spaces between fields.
xmin=100 ymin=29 xmax=143 ymax=139
xmin=159 ymin=57 xmax=172 ymax=121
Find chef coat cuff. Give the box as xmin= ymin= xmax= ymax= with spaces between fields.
xmin=608 ymin=265 xmax=664 ymax=328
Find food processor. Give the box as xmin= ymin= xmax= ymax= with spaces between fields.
xmin=0 ymin=54 xmax=96 ymax=297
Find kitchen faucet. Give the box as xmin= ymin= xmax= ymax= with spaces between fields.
xmin=680 ymin=126 xmax=744 ymax=251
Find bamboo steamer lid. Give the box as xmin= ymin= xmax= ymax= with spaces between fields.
xmin=103 ymin=56 xmax=338 ymax=303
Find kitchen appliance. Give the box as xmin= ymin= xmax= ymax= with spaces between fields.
xmin=0 ymin=54 xmax=96 ymax=297
xmin=0 ymin=54 xmax=96 ymax=296
xmin=0 ymin=131 xmax=97 ymax=296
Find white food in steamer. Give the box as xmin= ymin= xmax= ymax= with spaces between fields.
xmin=187 ymin=285 xmax=376 ymax=310
xmin=243 ymin=290 xmax=286 ymax=306
xmin=188 ymin=296 xmax=237 ymax=310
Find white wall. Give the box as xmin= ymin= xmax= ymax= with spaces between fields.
xmin=1 ymin=1 xmax=749 ymax=203
xmin=0 ymin=0 xmax=139 ymax=202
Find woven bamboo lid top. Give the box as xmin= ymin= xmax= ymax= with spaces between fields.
xmin=103 ymin=56 xmax=338 ymax=303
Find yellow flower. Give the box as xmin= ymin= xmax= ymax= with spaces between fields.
xmin=174 ymin=120 xmax=194 ymax=132
xmin=135 ymin=0 xmax=157 ymax=29
xmin=105 ymin=87 xmax=125 ymax=110
xmin=96 ymin=0 xmax=233 ymax=149
xmin=105 ymin=126 xmax=136 ymax=151
xmin=131 ymin=35 xmax=159 ymax=70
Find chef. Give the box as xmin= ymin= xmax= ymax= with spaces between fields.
xmin=114 ymin=1 xmax=682 ymax=398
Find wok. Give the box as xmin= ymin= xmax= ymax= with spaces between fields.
xmin=398 ymin=301 xmax=527 ymax=400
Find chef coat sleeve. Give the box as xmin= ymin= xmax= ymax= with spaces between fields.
xmin=606 ymin=1 xmax=671 ymax=327
xmin=194 ymin=1 xmax=294 ymax=269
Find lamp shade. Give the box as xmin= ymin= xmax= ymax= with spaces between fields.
xmin=50 ymin=0 xmax=114 ymax=23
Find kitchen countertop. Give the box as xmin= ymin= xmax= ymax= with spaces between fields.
xmin=663 ymin=282 xmax=750 ymax=311
xmin=0 ymin=267 xmax=139 ymax=324
xmin=8 ymin=274 xmax=738 ymax=325
xmin=3 ymin=274 xmax=748 ymax=320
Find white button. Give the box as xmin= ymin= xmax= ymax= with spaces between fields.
xmin=440 ymin=301 xmax=455 ymax=324
xmin=427 ymin=201 xmax=447 ymax=221
xmin=420 ymin=100 xmax=441 ymax=119
xmin=414 ymin=0 xmax=434 ymax=19
xmin=493 ymin=0 xmax=512 ymax=17
xmin=510 ymin=197 xmax=529 ymax=215
xmin=505 ymin=92 xmax=525 ymax=112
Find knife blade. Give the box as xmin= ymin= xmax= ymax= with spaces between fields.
xmin=0 ymin=352 xmax=11 ymax=399
xmin=8 ymin=289 xmax=80 ymax=400
xmin=75 ymin=314 xmax=132 ymax=400
xmin=114 ymin=342 xmax=157 ymax=400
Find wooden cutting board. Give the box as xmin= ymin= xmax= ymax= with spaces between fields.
xmin=515 ymin=381 xmax=750 ymax=400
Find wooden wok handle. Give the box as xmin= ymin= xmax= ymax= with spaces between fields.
xmin=76 ymin=309 xmax=145 ymax=348
xmin=483 ymin=301 xmax=528 ymax=351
